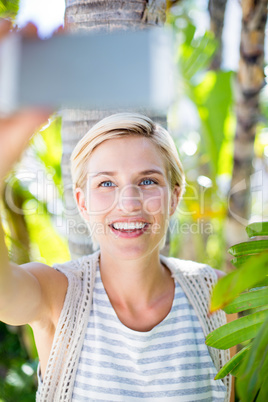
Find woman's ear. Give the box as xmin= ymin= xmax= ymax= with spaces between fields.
xmin=169 ymin=185 xmax=181 ymax=217
xmin=75 ymin=187 xmax=90 ymax=221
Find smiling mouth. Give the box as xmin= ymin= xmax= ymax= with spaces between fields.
xmin=109 ymin=222 xmax=150 ymax=234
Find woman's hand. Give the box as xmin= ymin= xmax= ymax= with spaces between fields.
xmin=0 ymin=19 xmax=54 ymax=183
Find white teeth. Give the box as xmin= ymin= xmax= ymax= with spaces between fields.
xmin=112 ymin=222 xmax=146 ymax=230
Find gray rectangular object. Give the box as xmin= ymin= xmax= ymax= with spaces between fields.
xmin=0 ymin=29 xmax=174 ymax=114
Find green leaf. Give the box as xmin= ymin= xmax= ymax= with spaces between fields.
xmin=254 ymin=277 xmax=268 ymax=287
xmin=230 ymin=255 xmax=252 ymax=268
xmin=179 ymin=25 xmax=216 ymax=81
xmin=192 ymin=71 xmax=233 ymax=178
xmin=246 ymin=222 xmax=268 ymax=238
xmin=256 ymin=371 xmax=268 ymax=402
xmin=228 ymin=240 xmax=268 ymax=257
xmin=230 ymin=357 xmax=246 ymax=377
xmin=0 ymin=0 xmax=19 ymax=18
xmin=214 ymin=344 xmax=251 ymax=380
xmin=223 ymin=288 xmax=268 ymax=314
xmin=31 ymin=117 xmax=63 ymax=194
xmin=24 ymin=206 xmax=70 ymax=266
xmin=210 ymin=252 xmax=268 ymax=312
xmin=205 ymin=309 xmax=268 ymax=349
xmin=236 ymin=315 xmax=268 ymax=401
xmin=183 ymin=22 xmax=195 ymax=47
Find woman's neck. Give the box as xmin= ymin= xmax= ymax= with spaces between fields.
xmin=98 ymin=250 xmax=173 ymax=312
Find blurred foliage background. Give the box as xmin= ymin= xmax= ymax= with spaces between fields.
xmin=0 ymin=0 xmax=19 ymax=19
xmin=0 ymin=0 xmax=268 ymax=400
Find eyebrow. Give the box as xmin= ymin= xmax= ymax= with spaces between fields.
xmin=91 ymin=169 xmax=165 ymax=178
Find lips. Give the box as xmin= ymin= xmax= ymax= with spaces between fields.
xmin=108 ymin=219 xmax=150 ymax=238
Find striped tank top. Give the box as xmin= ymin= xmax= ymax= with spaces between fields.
xmin=72 ymin=263 xmax=226 ymax=401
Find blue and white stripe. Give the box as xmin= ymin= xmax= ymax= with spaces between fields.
xmin=72 ymin=264 xmax=226 ymax=401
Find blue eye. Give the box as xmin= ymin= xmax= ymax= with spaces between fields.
xmin=100 ymin=181 xmax=116 ymax=187
xmin=141 ymin=178 xmax=157 ymax=186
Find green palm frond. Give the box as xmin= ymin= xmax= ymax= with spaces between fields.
xmin=206 ymin=221 xmax=268 ymax=400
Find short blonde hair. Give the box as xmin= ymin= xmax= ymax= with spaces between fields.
xmin=71 ymin=112 xmax=186 ymax=194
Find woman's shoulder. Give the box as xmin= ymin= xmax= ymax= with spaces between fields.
xmin=52 ymin=250 xmax=100 ymax=277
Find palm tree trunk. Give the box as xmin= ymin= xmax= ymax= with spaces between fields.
xmin=62 ymin=0 xmax=167 ymax=259
xmin=226 ymin=0 xmax=267 ymax=251
xmin=208 ymin=0 xmax=228 ymax=70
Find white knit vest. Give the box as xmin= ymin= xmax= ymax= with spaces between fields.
xmin=36 ymin=250 xmax=231 ymax=402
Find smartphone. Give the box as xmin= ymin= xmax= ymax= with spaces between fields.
xmin=0 ymin=29 xmax=174 ymax=114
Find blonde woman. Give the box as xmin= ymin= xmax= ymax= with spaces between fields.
xmin=0 ymin=20 xmax=231 ymax=402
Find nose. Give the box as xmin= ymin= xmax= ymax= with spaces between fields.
xmin=117 ymin=184 xmax=142 ymax=214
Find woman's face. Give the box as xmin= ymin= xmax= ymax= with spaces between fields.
xmin=76 ymin=135 xmax=180 ymax=260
